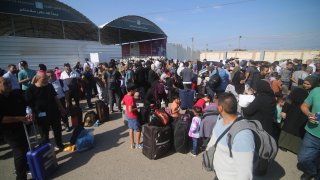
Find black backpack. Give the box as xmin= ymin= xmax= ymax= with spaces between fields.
xmin=208 ymin=70 xmax=221 ymax=89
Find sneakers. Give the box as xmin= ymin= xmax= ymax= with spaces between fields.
xmin=135 ymin=144 xmax=143 ymax=149
xmin=191 ymin=152 xmax=197 ymax=157
xmin=130 ymin=144 xmax=136 ymax=149
xmin=130 ymin=144 xmax=143 ymax=149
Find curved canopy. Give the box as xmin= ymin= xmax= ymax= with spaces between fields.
xmin=100 ymin=15 xmax=167 ymax=45
xmin=0 ymin=0 xmax=98 ymax=41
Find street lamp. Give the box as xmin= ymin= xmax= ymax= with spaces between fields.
xmin=238 ymin=35 xmax=242 ymax=51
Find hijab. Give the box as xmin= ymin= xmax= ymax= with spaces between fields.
xmin=304 ymin=75 xmax=319 ymax=90
xmin=255 ymin=79 xmax=274 ymax=97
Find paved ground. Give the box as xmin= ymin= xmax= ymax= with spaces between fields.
xmin=0 ymin=102 xmax=302 ymax=180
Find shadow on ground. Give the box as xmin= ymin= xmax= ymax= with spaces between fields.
xmin=51 ymin=124 xmax=127 ymax=178
xmin=253 ymin=160 xmax=285 ymax=180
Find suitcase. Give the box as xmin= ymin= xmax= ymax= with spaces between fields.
xmin=174 ymin=112 xmax=192 ymax=153
xmin=179 ymin=89 xmax=195 ymax=110
xmin=95 ymin=100 xmax=109 ymax=123
xmin=23 ymin=123 xmax=58 ymax=180
xmin=142 ymin=124 xmax=172 ymax=160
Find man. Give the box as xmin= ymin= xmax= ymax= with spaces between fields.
xmin=18 ymin=60 xmax=36 ymax=92
xmin=47 ymin=70 xmax=72 ymax=132
xmin=124 ymin=62 xmax=135 ymax=90
xmin=105 ymin=62 xmax=122 ymax=113
xmin=231 ymin=59 xmax=240 ymax=80
xmin=180 ymin=62 xmax=194 ymax=89
xmin=241 ymin=60 xmax=259 ymax=90
xmin=0 ymin=77 xmax=31 ymax=180
xmin=299 ymin=85 xmax=320 ymax=180
xmin=291 ymin=64 xmax=308 ymax=91
xmin=306 ymin=59 xmax=316 ymax=73
xmin=206 ymin=93 xmax=255 ymax=180
xmin=25 ymin=72 xmax=66 ymax=150
xmin=83 ymin=58 xmax=95 ymax=74
xmin=280 ymin=62 xmax=294 ymax=90
xmin=3 ymin=64 xmax=20 ymax=92
xmin=207 ymin=63 xmax=229 ymax=97
xmin=60 ymin=63 xmax=80 ymax=109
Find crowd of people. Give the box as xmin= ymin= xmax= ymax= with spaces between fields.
xmin=0 ymin=57 xmax=320 ymax=180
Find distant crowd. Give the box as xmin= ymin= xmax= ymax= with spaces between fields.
xmin=0 ymin=57 xmax=320 ymax=180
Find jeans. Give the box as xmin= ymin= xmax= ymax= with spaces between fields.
xmin=192 ymin=138 xmax=199 ymax=155
xmin=298 ymin=132 xmax=320 ymax=179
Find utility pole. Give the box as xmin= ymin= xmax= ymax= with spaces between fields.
xmin=205 ymin=43 xmax=208 ymax=59
xmin=191 ymin=37 xmax=194 ymax=60
xmin=238 ymin=35 xmax=242 ymax=51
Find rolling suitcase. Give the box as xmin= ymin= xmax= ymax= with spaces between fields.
xmin=95 ymin=100 xmax=109 ymax=123
xmin=23 ymin=123 xmax=58 ymax=180
xmin=142 ymin=124 xmax=172 ymax=160
xmin=174 ymin=111 xmax=193 ymax=153
xmin=179 ymin=89 xmax=195 ymax=110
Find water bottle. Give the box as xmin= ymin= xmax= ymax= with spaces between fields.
xmin=26 ymin=106 xmax=32 ymax=121
xmin=315 ymin=112 xmax=320 ymax=124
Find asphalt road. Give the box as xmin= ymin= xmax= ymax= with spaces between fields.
xmin=0 ymin=106 xmax=302 ymax=180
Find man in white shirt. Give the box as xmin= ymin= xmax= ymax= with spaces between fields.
xmin=206 ymin=93 xmax=255 ymax=180
xmin=3 ymin=64 xmax=20 ymax=91
xmin=306 ymin=59 xmax=316 ymax=73
xmin=60 ymin=63 xmax=80 ymax=109
xmin=83 ymin=58 xmax=95 ymax=74
xmin=47 ymin=69 xmax=72 ymax=132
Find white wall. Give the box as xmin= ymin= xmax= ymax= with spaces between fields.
xmin=0 ymin=36 xmax=121 ymax=70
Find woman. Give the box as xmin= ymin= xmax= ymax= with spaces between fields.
xmin=278 ymin=76 xmax=319 ymax=154
xmin=242 ymin=79 xmax=276 ymax=136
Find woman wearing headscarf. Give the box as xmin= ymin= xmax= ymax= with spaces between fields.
xmin=278 ymin=76 xmax=319 ymax=154
xmin=242 ymin=79 xmax=277 ymax=136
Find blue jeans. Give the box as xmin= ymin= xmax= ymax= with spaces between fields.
xmin=192 ymin=138 xmax=199 ymax=155
xmin=298 ymin=132 xmax=320 ymax=179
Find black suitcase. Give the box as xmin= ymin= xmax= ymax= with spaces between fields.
xmin=174 ymin=112 xmax=193 ymax=153
xmin=142 ymin=124 xmax=172 ymax=160
xmin=95 ymin=100 xmax=109 ymax=123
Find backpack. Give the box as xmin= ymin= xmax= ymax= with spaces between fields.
xmin=84 ymin=111 xmax=97 ymax=127
xmin=202 ymin=118 xmax=278 ymax=175
xmin=227 ymin=119 xmax=278 ymax=176
xmin=208 ymin=70 xmax=221 ymax=89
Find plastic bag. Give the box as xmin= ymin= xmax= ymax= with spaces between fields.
xmin=76 ymin=129 xmax=94 ymax=152
xmin=239 ymin=94 xmax=255 ymax=108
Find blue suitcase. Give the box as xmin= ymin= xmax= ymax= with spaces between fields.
xmin=24 ymin=124 xmax=58 ymax=180
xmin=179 ymin=89 xmax=195 ymax=110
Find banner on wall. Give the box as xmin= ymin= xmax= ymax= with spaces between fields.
xmin=152 ymin=39 xmax=166 ymax=56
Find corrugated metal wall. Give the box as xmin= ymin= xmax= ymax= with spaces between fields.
xmin=0 ymin=36 xmax=121 ymax=70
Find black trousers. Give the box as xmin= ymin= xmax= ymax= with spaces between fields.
xmin=59 ymin=97 xmax=69 ymax=128
xmin=3 ymin=128 xmax=28 ymax=180
xmin=65 ymin=90 xmax=80 ymax=109
xmin=37 ymin=116 xmax=63 ymax=148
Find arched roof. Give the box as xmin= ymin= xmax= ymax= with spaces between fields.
xmin=100 ymin=15 xmax=167 ymax=45
xmin=0 ymin=0 xmax=98 ymax=41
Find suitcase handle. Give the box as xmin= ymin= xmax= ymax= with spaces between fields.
xmin=23 ymin=122 xmax=41 ymax=151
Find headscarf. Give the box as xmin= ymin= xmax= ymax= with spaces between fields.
xmin=304 ymin=75 xmax=319 ymax=89
xmin=255 ymin=79 xmax=274 ymax=97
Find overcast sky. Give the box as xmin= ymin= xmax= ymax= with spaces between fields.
xmin=60 ymin=0 xmax=320 ymax=51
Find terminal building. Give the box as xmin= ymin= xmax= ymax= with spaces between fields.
xmin=0 ymin=0 xmax=169 ymax=69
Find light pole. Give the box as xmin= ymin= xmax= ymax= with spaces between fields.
xmin=238 ymin=35 xmax=242 ymax=51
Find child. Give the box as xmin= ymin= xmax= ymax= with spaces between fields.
xmin=170 ymin=94 xmax=181 ymax=122
xmin=274 ymin=96 xmax=285 ymax=142
xmin=121 ymin=83 xmax=143 ymax=149
xmin=194 ymin=94 xmax=210 ymax=111
xmin=188 ymin=106 xmax=202 ymax=156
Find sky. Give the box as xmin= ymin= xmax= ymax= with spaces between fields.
xmin=59 ymin=0 xmax=320 ymax=51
